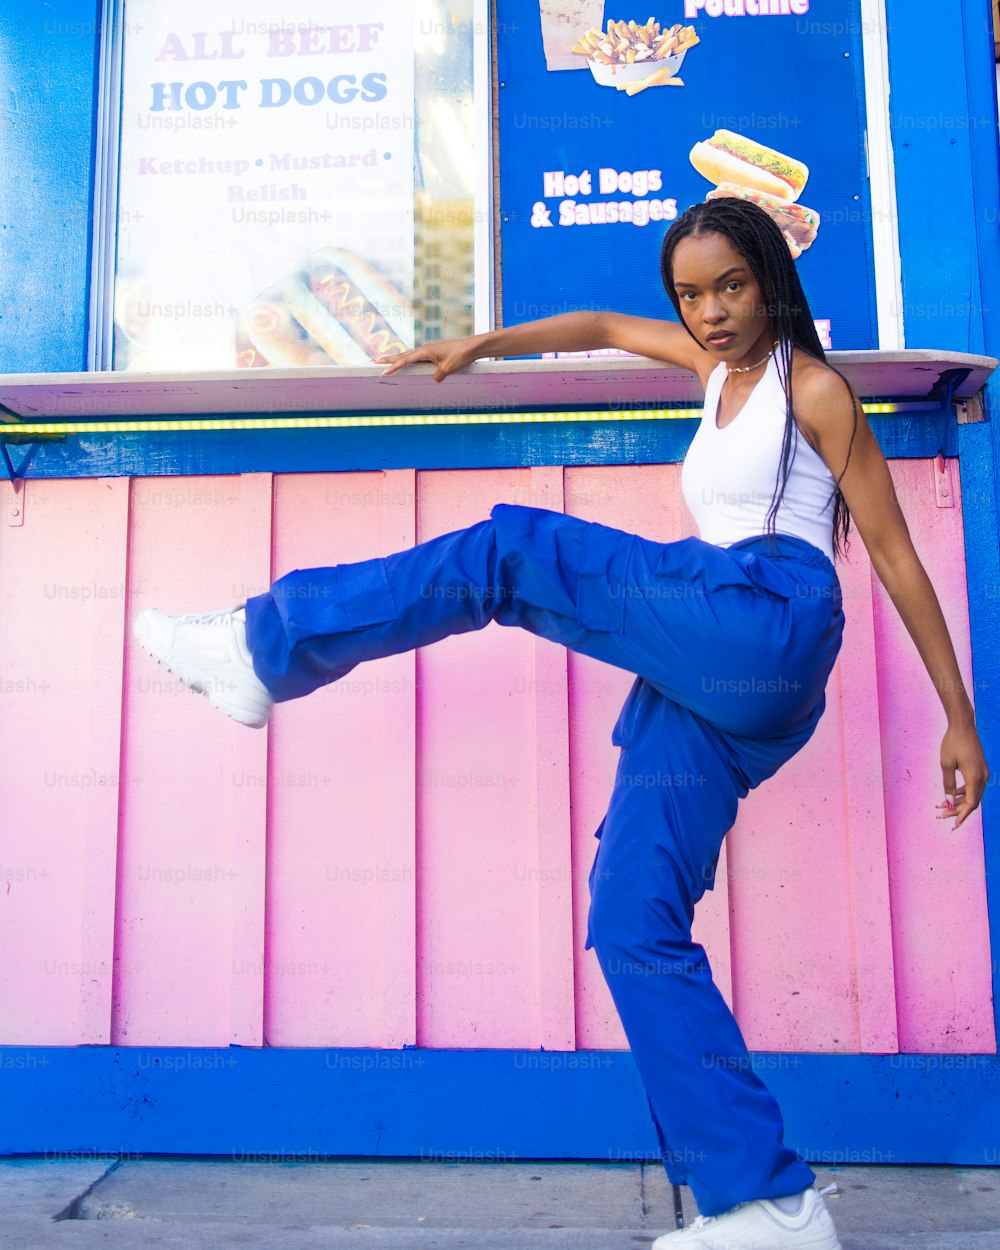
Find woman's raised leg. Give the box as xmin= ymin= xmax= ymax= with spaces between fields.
xmin=243 ymin=501 xmax=841 ymax=743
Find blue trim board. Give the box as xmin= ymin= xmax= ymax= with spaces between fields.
xmin=845 ymin=0 xmax=880 ymax=348
xmin=956 ymin=0 xmax=1000 ymax=1048
xmin=961 ymin=423 xmax=1000 ymax=1050
xmin=0 ymin=414 xmax=962 ymax=481
xmin=885 ymin=4 xmax=1000 ymax=1060
xmin=0 ymin=1 xmax=101 ymax=374
xmin=1 ymin=1047 xmax=999 ymax=1164
xmin=883 ymin=0 xmax=996 ymax=357
xmin=959 ymin=0 xmax=1000 ymax=364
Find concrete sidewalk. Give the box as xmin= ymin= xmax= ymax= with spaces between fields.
xmin=1 ymin=1158 xmax=999 ymax=1249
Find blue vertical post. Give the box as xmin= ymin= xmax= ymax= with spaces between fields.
xmin=959 ymin=0 xmax=1000 ymax=1046
xmin=0 ymin=1 xmax=100 ymax=372
xmin=884 ymin=0 xmax=1000 ymax=1042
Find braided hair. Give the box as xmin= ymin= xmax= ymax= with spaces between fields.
xmin=660 ymin=197 xmax=858 ymax=563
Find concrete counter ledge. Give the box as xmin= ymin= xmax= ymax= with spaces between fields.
xmin=0 ymin=350 xmax=995 ymax=423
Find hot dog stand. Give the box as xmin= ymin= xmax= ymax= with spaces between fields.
xmin=0 ymin=0 xmax=999 ymax=1170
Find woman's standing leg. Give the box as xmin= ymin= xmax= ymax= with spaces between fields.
xmin=584 ymin=676 xmax=824 ymax=1217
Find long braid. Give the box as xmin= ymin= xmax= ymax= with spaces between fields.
xmin=659 ymin=198 xmax=858 ymax=564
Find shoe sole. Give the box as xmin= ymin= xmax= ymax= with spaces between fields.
xmin=652 ymin=1198 xmax=842 ymax=1250
xmin=133 ymin=611 xmax=271 ymax=729
xmin=654 ymin=1232 xmax=840 ymax=1250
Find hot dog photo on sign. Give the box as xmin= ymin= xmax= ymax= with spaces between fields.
xmin=689 ymin=129 xmax=819 ymax=257
xmin=237 ymin=248 xmax=415 ymax=368
xmin=535 ymin=6 xmax=818 ymax=258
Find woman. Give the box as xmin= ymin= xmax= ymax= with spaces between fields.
xmin=134 ymin=199 xmax=989 ymax=1249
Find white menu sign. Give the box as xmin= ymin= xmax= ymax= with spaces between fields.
xmin=114 ymin=1 xmax=415 ymax=370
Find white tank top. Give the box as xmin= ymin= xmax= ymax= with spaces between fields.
xmin=680 ymin=351 xmax=838 ymax=564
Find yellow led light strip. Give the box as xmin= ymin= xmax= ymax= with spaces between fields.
xmin=0 ymin=402 xmax=898 ymax=437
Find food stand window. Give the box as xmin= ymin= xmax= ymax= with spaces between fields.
xmin=96 ymin=0 xmax=490 ymax=372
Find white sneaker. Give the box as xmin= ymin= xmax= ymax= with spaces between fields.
xmin=133 ymin=605 xmax=274 ymax=729
xmin=651 ymin=1185 xmax=842 ymax=1249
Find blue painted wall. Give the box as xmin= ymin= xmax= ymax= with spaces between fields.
xmin=0 ymin=411 xmax=962 ymax=480
xmin=0 ymin=0 xmax=100 ymax=373
xmin=2 ymin=1047 xmax=999 ymax=1164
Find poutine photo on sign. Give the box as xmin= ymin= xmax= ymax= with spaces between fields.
xmin=572 ymin=18 xmax=699 ymax=91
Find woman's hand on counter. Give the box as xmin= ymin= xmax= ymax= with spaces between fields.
xmin=374 ymin=337 xmax=481 ymax=383
xmin=374 ymin=312 xmax=613 ymax=380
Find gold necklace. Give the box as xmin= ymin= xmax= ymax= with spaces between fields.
xmin=727 ymin=340 xmax=779 ymax=375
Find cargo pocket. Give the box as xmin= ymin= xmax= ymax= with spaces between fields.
xmin=576 ymin=521 xmax=635 ymax=634
xmin=489 ymin=505 xmax=636 ymax=632
xmin=340 ymin=557 xmax=399 ymax=629
xmin=654 ymin=538 xmax=796 ymax=602
xmin=737 ymin=551 xmax=799 ymax=600
xmin=281 ymin=556 xmax=399 ymax=645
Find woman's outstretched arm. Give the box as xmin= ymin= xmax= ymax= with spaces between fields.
xmin=796 ymin=365 xmax=990 ymax=830
xmin=374 ymin=311 xmax=714 ymax=381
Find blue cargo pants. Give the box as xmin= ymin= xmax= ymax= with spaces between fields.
xmin=243 ymin=502 xmax=845 ymax=1217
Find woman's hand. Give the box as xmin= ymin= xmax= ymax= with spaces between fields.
xmin=373 ymin=336 xmax=481 ymax=383
xmin=937 ymin=720 xmax=990 ymax=828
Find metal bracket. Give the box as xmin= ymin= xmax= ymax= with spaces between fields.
xmin=1 ymin=431 xmax=66 ymax=525
xmin=1 ymin=439 xmax=29 ymax=526
xmin=0 ymin=429 xmax=66 ymax=486
xmin=4 ymin=473 xmax=24 ymax=526
xmin=1 ymin=436 xmax=45 ymax=483
xmin=926 ymin=368 xmax=971 ymax=456
xmin=924 ymin=368 xmax=970 ymax=510
xmin=934 ymin=452 xmax=955 ymax=509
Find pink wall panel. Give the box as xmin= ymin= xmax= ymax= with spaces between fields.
xmin=875 ymin=461 xmax=994 ymax=1052
xmin=118 ymin=475 xmax=271 ymax=1045
xmin=564 ymin=464 xmax=712 ymax=1049
xmin=726 ymin=539 xmax=899 ymax=1053
xmin=414 ymin=468 xmax=575 ymax=1049
xmin=0 ymin=479 xmax=127 ymax=1044
xmin=0 ymin=460 xmax=993 ymax=1055
xmin=264 ymin=470 xmax=417 ymax=1047
xmin=508 ymin=467 xmax=577 ymax=1051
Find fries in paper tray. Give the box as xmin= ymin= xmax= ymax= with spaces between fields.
xmin=572 ymin=18 xmax=699 ymax=92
